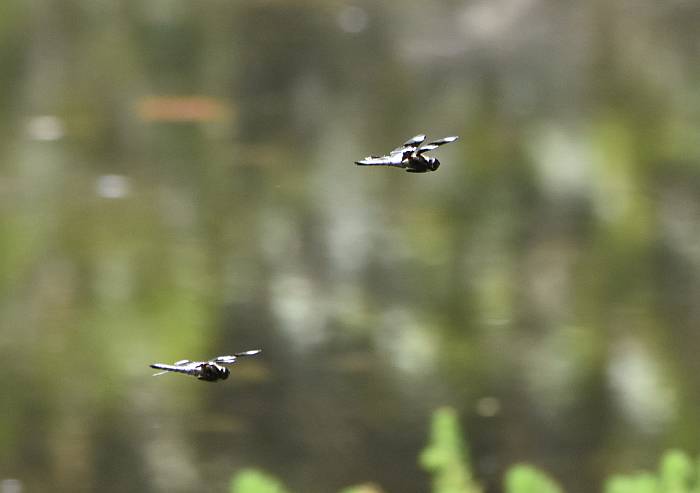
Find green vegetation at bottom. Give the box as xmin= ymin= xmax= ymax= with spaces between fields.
xmin=230 ymin=469 xmax=291 ymax=493
xmin=231 ymin=407 xmax=697 ymax=493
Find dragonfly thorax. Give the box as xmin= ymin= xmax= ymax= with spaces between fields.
xmin=198 ymin=363 xmax=230 ymax=381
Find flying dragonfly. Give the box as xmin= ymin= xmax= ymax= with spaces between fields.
xmin=355 ymin=134 xmax=459 ymax=173
xmin=150 ymin=349 xmax=262 ymax=382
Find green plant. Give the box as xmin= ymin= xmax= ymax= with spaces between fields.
xmin=419 ymin=407 xmax=481 ymax=493
xmin=505 ymin=464 xmax=563 ymax=493
xmin=230 ymin=468 xmax=290 ymax=493
xmin=604 ymin=449 xmax=699 ymax=493
xmin=229 ymin=410 xmax=698 ymax=493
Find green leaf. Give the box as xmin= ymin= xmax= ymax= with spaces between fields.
xmin=505 ymin=464 xmax=563 ymax=493
xmin=604 ymin=473 xmax=657 ymax=493
xmin=230 ymin=469 xmax=291 ymax=493
xmin=660 ymin=450 xmax=694 ymax=493
xmin=419 ymin=407 xmax=481 ymax=493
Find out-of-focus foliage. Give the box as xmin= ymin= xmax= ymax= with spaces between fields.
xmin=605 ymin=474 xmax=657 ymax=493
xmin=230 ymin=469 xmax=290 ymax=493
xmin=338 ymin=483 xmax=385 ymax=493
xmin=505 ymin=465 xmax=563 ymax=493
xmin=605 ymin=450 xmax=699 ymax=493
xmin=230 ymin=409 xmax=700 ymax=493
xmin=420 ymin=407 xmax=481 ymax=493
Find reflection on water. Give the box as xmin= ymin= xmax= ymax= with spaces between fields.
xmin=1 ymin=1 xmax=700 ymax=492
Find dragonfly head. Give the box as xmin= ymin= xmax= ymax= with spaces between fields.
xmin=426 ymin=157 xmax=440 ymax=171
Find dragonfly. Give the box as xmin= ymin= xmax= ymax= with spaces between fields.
xmin=355 ymin=134 xmax=459 ymax=173
xmin=150 ymin=349 xmax=262 ymax=382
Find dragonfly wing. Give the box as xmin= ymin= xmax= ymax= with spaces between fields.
xmin=392 ymin=134 xmax=426 ymax=153
xmin=417 ymin=136 xmax=459 ymax=154
xmin=150 ymin=362 xmax=198 ymax=376
xmin=355 ymin=154 xmax=405 ymax=167
xmin=211 ymin=355 xmax=238 ymax=365
xmin=233 ymin=349 xmax=262 ymax=357
xmin=212 ymin=350 xmax=262 ymax=365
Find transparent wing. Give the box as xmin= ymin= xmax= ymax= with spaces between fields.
xmin=211 ymin=355 xmax=237 ymax=365
xmin=233 ymin=349 xmax=263 ymax=357
xmin=391 ymin=134 xmax=426 ymax=153
xmin=417 ymin=136 xmax=459 ymax=155
xmin=355 ymin=153 xmax=405 ymax=167
xmin=211 ymin=349 xmax=262 ymax=365
xmin=150 ymin=361 xmax=198 ymax=376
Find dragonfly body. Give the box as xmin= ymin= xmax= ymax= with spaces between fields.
xmin=355 ymin=134 xmax=459 ymax=173
xmin=150 ymin=349 xmax=262 ymax=382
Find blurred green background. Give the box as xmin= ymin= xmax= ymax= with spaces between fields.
xmin=1 ymin=1 xmax=700 ymax=492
